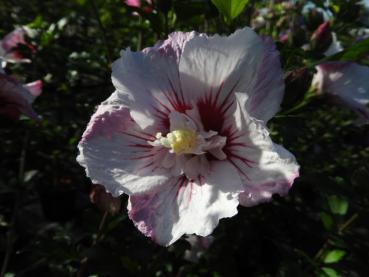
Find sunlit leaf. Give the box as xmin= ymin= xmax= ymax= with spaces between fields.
xmin=211 ymin=0 xmax=249 ymax=23
xmin=328 ymin=195 xmax=349 ymax=215
xmin=324 ymin=249 xmax=346 ymax=264
xmin=320 ymin=212 xmax=334 ymax=230
xmin=328 ymin=37 xmax=369 ymax=62
xmin=321 ymin=267 xmax=340 ymax=277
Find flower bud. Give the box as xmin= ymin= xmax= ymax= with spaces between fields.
xmin=282 ymin=67 xmax=313 ymax=109
xmin=90 ymin=184 xmax=121 ymax=215
xmin=311 ymin=22 xmax=332 ymax=53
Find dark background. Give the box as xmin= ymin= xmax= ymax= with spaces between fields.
xmin=1 ymin=0 xmax=369 ymax=276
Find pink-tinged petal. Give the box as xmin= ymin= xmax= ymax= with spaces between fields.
xmin=224 ymin=93 xmax=299 ymax=206
xmin=0 ymin=73 xmax=40 ymax=120
xmin=128 ymin=161 xmax=242 ymax=246
xmin=77 ymin=92 xmax=172 ymax=196
xmin=312 ymin=62 xmax=369 ymax=121
xmin=179 ymin=27 xmax=263 ymax=108
xmin=24 ymin=80 xmax=42 ymax=98
xmin=246 ymin=37 xmax=285 ymax=122
xmin=1 ymin=28 xmax=26 ymax=51
xmin=0 ymin=28 xmax=33 ymax=64
xmin=238 ymin=144 xmax=300 ymax=207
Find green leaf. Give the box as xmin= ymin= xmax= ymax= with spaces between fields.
xmin=121 ymin=256 xmax=141 ymax=274
xmin=75 ymin=0 xmax=86 ymax=5
xmin=28 ymin=15 xmax=44 ymax=29
xmin=328 ymin=37 xmax=369 ymax=62
xmin=211 ymin=0 xmax=249 ymax=23
xmin=321 ymin=267 xmax=340 ymax=277
xmin=327 ymin=195 xmax=348 ymax=215
xmin=309 ymin=37 xmax=369 ymax=68
xmin=320 ymin=212 xmax=334 ymax=230
xmin=324 ymin=249 xmax=346 ymax=264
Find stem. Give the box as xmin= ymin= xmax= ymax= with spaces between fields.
xmin=338 ymin=213 xmax=358 ymax=234
xmin=88 ymin=0 xmax=113 ymax=65
xmin=95 ymin=211 xmax=108 ymax=243
xmin=314 ymin=213 xmax=359 ymax=262
xmin=164 ymin=12 xmax=169 ymax=38
xmin=0 ymin=131 xmax=29 ymax=277
xmin=137 ymin=15 xmax=143 ymax=51
xmin=76 ymin=211 xmax=109 ymax=277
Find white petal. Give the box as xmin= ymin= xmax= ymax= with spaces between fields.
xmin=169 ymin=110 xmax=197 ymax=130
xmin=238 ymin=144 xmax=299 ymax=207
xmin=77 ymin=92 xmax=171 ymax=196
xmin=246 ymin=37 xmax=285 ymax=122
xmin=183 ymin=155 xmax=210 ymax=180
xmin=161 ymin=151 xmax=176 ymax=169
xmin=128 ymin=161 xmax=242 ymax=246
xmin=147 ymin=31 xmax=199 ymax=62
xmin=324 ymin=33 xmax=343 ymax=57
xmin=313 ymin=62 xmax=369 ymax=121
xmin=179 ymin=27 xmax=263 ymax=109
xmin=112 ymin=45 xmax=187 ymax=131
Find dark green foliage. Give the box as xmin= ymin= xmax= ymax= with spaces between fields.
xmin=1 ymin=0 xmax=369 ymax=276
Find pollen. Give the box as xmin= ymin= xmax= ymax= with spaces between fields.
xmin=157 ymin=129 xmax=198 ymax=154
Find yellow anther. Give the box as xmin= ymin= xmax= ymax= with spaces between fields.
xmin=158 ymin=129 xmax=197 ymax=154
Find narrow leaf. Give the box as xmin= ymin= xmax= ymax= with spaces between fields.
xmin=321 ymin=267 xmax=340 ymax=277
xmin=327 ymin=195 xmax=348 ymax=215
xmin=329 ymin=37 xmax=369 ymax=61
xmin=211 ymin=0 xmax=249 ymax=23
xmin=324 ymin=249 xmax=346 ymax=264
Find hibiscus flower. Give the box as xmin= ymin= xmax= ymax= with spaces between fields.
xmin=312 ymin=61 xmax=369 ymax=122
xmin=0 ymin=68 xmax=42 ymax=121
xmin=77 ymin=28 xmax=299 ymax=246
xmin=0 ymin=27 xmax=34 ymax=66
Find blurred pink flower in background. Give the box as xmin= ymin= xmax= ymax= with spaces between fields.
xmin=312 ymin=62 xmax=369 ymax=122
xmin=124 ymin=0 xmax=152 ymax=13
xmin=77 ymin=28 xmax=299 ymax=246
xmin=0 ymin=27 xmax=42 ymax=122
xmin=0 ymin=27 xmax=34 ymax=66
xmin=0 ymin=69 xmax=42 ymax=121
